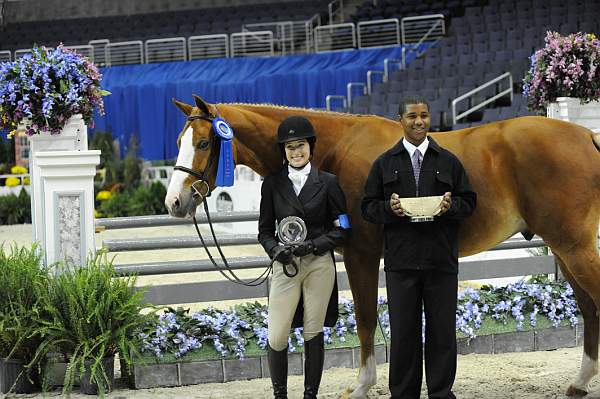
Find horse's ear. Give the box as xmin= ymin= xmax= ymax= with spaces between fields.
xmin=172 ymin=98 xmax=193 ymax=116
xmin=193 ymin=94 xmax=212 ymax=115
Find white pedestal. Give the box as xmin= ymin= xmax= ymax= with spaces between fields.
xmin=33 ymin=150 xmax=100 ymax=267
xmin=546 ymin=97 xmax=600 ymax=133
xmin=28 ymin=114 xmax=90 ymax=261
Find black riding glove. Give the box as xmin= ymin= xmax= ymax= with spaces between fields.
xmin=271 ymin=246 xmax=294 ymax=265
xmin=293 ymin=240 xmax=315 ymax=257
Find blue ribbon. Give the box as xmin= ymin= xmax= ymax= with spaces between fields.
xmin=213 ymin=118 xmax=235 ymax=187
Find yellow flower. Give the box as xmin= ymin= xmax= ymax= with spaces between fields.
xmin=10 ymin=165 xmax=28 ymax=174
xmin=96 ymin=190 xmax=112 ymax=201
xmin=5 ymin=177 xmax=20 ymax=187
xmin=94 ymin=209 xmax=102 ymax=218
xmin=7 ymin=130 xmax=17 ymax=139
xmin=587 ymin=33 xmax=597 ymax=40
xmin=23 ymin=177 xmax=30 ymax=185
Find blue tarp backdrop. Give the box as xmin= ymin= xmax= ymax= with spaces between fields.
xmin=92 ymin=45 xmax=421 ymax=160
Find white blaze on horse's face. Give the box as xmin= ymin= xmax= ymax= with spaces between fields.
xmin=165 ymin=126 xmax=196 ymax=217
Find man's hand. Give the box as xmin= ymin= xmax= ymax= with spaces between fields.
xmin=293 ymin=240 xmax=314 ymax=257
xmin=439 ymin=192 xmax=452 ymax=214
xmin=271 ymin=246 xmax=294 ymax=265
xmin=390 ymin=193 xmax=405 ymax=217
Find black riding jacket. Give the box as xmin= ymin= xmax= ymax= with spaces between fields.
xmin=361 ymin=137 xmax=477 ymax=274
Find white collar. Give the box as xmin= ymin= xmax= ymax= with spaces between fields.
xmin=288 ymin=162 xmax=311 ymax=176
xmin=402 ymin=137 xmax=429 ymax=158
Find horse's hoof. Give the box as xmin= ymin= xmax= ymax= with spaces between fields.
xmin=338 ymin=388 xmax=353 ymax=399
xmin=566 ymin=384 xmax=588 ymax=397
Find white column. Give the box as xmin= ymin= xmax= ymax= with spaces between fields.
xmin=547 ymin=97 xmax=600 ymax=132
xmin=33 ymin=150 xmax=100 ymax=267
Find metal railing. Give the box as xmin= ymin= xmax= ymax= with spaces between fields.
xmin=328 ymin=0 xmax=344 ymax=25
xmin=314 ymin=23 xmax=356 ymax=53
xmin=243 ymin=21 xmax=294 ymax=55
xmin=0 ymin=50 xmax=11 ymax=62
xmin=96 ymin=212 xmax=556 ymax=304
xmin=401 ymin=14 xmax=445 ymax=45
xmin=64 ymin=44 xmax=94 ymax=62
xmin=230 ymin=31 xmax=274 ymax=57
xmin=383 ymin=57 xmax=403 ymax=81
xmin=89 ymin=39 xmax=109 ymax=67
xmin=106 ymin=40 xmax=143 ymax=66
xmin=452 ymin=72 xmax=513 ymax=125
xmin=358 ymin=18 xmax=400 ymax=49
xmin=325 ymin=94 xmax=347 ymax=111
xmin=14 ymin=48 xmax=33 ymax=58
xmin=145 ymin=37 xmax=186 ymax=64
xmin=188 ymin=34 xmax=229 ymax=60
xmin=4 ymin=14 xmax=444 ymax=64
xmin=347 ymin=82 xmax=366 ymax=108
xmin=366 ymin=70 xmax=384 ymax=94
xmin=303 ymin=13 xmax=322 ymax=53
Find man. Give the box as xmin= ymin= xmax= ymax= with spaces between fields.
xmin=361 ymin=97 xmax=476 ymax=399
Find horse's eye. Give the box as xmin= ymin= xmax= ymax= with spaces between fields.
xmin=197 ymin=139 xmax=210 ymax=150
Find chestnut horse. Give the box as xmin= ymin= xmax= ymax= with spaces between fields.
xmin=165 ymin=95 xmax=600 ymax=398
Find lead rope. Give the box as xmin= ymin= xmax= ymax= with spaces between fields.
xmin=191 ymin=198 xmax=273 ymax=287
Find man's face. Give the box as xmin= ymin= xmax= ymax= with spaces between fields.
xmin=399 ymin=103 xmax=430 ymax=146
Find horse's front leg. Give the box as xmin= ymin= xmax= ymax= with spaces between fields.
xmin=340 ymin=245 xmax=382 ymax=399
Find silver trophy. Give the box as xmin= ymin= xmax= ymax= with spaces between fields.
xmin=277 ymin=216 xmax=308 ymax=244
xmin=276 ymin=216 xmax=307 ymax=277
xmin=399 ymin=195 xmax=444 ymax=222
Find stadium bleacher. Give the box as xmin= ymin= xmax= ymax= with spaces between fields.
xmin=348 ymin=0 xmax=600 ymax=130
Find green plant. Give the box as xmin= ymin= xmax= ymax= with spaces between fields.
xmin=30 ymin=250 xmax=151 ymax=397
xmin=0 ymin=244 xmax=46 ymax=361
xmin=123 ymin=136 xmax=142 ymax=190
xmin=89 ymin=131 xmax=115 ymax=169
xmin=0 ymin=188 xmax=31 ymax=225
xmin=97 ymin=190 xmax=130 ymax=218
xmin=127 ymin=182 xmax=167 ymax=216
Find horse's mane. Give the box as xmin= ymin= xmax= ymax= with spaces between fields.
xmin=220 ymin=102 xmax=378 ymax=119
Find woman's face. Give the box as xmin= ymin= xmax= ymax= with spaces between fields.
xmin=284 ymin=139 xmax=310 ymax=168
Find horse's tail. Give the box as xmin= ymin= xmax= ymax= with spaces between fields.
xmin=593 ymin=132 xmax=600 ymax=152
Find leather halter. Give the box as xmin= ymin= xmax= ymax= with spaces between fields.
xmin=173 ymin=113 xmax=218 ymax=201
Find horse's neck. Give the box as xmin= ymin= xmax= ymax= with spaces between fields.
xmin=218 ymin=104 xmax=355 ymax=177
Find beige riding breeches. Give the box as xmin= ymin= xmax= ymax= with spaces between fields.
xmin=267 ymin=252 xmax=335 ymax=351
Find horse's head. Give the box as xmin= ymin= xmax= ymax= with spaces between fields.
xmin=165 ymin=95 xmax=227 ymax=218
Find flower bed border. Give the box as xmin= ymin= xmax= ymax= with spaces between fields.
xmin=130 ymin=324 xmax=582 ymax=389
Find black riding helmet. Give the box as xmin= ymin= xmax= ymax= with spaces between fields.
xmin=277 ymin=116 xmax=317 ymax=164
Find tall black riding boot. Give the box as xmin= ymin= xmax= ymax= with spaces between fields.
xmin=303 ymin=332 xmax=325 ymax=399
xmin=268 ymin=344 xmax=288 ymax=399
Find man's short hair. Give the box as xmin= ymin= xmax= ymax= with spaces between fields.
xmin=398 ymin=96 xmax=430 ymax=116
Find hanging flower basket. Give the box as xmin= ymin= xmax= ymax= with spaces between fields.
xmin=0 ymin=45 xmax=109 ymax=137
xmin=523 ymin=31 xmax=600 ymax=114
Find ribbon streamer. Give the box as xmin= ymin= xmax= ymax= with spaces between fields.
xmin=213 ymin=118 xmax=235 ymax=187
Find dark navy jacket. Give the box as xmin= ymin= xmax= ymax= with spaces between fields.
xmin=258 ymin=164 xmax=348 ymax=327
xmin=361 ymin=137 xmax=476 ymax=274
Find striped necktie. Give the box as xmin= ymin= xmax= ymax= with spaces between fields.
xmin=412 ymin=149 xmax=422 ymax=195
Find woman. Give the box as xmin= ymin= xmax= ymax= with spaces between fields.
xmin=258 ymin=115 xmax=349 ymax=399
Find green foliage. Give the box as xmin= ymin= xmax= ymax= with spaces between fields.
xmin=127 ymin=182 xmax=167 ymax=216
xmin=123 ymin=136 xmax=142 ymax=190
xmin=89 ymin=131 xmax=114 ymax=169
xmin=0 ymin=188 xmax=31 ymax=225
xmin=30 ymin=251 xmax=152 ymax=397
xmin=98 ymin=182 xmax=167 ymax=218
xmin=0 ymin=244 xmax=47 ymax=360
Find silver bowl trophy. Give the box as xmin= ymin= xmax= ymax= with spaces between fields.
xmin=276 ymin=216 xmax=308 ymax=277
xmin=399 ymin=195 xmax=444 ymax=222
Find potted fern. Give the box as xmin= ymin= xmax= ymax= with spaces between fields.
xmin=0 ymin=245 xmax=47 ymax=394
xmin=30 ymin=250 xmax=151 ymax=396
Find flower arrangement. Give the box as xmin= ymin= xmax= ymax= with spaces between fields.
xmin=523 ymin=31 xmax=600 ymax=113
xmin=0 ymin=45 xmax=109 ymax=136
xmin=137 ymin=279 xmax=579 ymax=361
